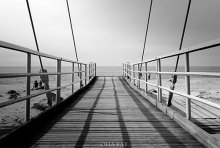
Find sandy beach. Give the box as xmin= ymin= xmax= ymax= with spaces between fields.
xmin=0 ymin=75 xmax=81 ymax=135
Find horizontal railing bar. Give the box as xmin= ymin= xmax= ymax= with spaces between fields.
xmin=133 ymin=70 xmax=157 ymax=74
xmin=159 ymin=38 xmax=220 ymax=59
xmin=0 ymin=71 xmax=86 ymax=79
xmin=61 ymin=58 xmax=86 ymax=65
xmin=132 ymin=77 xmax=157 ymax=87
xmin=125 ymin=72 xmax=220 ymax=109
xmin=0 ymin=76 xmax=88 ymax=108
xmin=158 ymin=85 xmax=220 ymax=110
xmin=140 ymin=79 xmax=157 ymax=87
xmin=134 ymin=58 xmax=157 ymax=65
xmin=126 ymin=70 xmax=220 ymax=77
xmin=133 ymin=38 xmax=220 ymax=65
xmin=0 ymin=40 xmax=87 ymax=65
xmin=157 ymin=72 xmax=220 ymax=77
xmin=89 ymin=73 xmax=95 ymax=77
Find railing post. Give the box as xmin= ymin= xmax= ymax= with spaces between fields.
xmin=91 ymin=63 xmax=93 ymax=78
xmin=80 ymin=63 xmax=83 ymax=88
xmin=72 ymin=62 xmax=74 ymax=94
xmin=123 ymin=63 xmax=125 ymax=77
xmin=126 ymin=63 xmax=128 ymax=78
xmin=137 ymin=64 xmax=140 ymax=89
xmin=26 ymin=53 xmax=31 ymax=122
xmin=133 ymin=65 xmax=135 ymax=85
xmin=145 ymin=62 xmax=148 ymax=93
xmin=185 ymin=53 xmax=191 ymax=120
xmin=85 ymin=64 xmax=87 ymax=85
xmin=95 ymin=63 xmax=97 ymax=76
xmin=127 ymin=63 xmax=129 ymax=79
xmin=93 ymin=63 xmax=95 ymax=77
xmin=129 ymin=63 xmax=131 ymax=82
xmin=89 ymin=63 xmax=91 ymax=80
xmin=157 ymin=59 xmax=162 ymax=102
xmin=56 ymin=59 xmax=61 ymax=103
xmin=124 ymin=63 xmax=127 ymax=78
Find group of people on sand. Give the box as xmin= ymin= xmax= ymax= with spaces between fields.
xmin=33 ymin=80 xmax=44 ymax=90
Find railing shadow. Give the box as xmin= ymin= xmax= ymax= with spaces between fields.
xmin=75 ymin=77 xmax=105 ymax=147
xmin=112 ymin=77 xmax=131 ymax=148
xmin=20 ymin=78 xmax=97 ymax=148
xmin=119 ymin=77 xmax=186 ymax=147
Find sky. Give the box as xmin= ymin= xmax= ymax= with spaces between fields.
xmin=0 ymin=0 xmax=220 ymax=66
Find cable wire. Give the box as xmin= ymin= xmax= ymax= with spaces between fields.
xmin=167 ymin=0 xmax=192 ymax=107
xmin=26 ymin=0 xmax=44 ymax=69
xmin=66 ymin=0 xmax=79 ymax=62
xmin=139 ymin=0 xmax=153 ymax=72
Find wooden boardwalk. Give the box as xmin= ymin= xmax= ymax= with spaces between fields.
xmin=31 ymin=77 xmax=204 ymax=147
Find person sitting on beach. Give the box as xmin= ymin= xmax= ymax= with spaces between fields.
xmin=148 ymin=73 xmax=151 ymax=80
xmin=38 ymin=80 xmax=44 ymax=89
xmin=33 ymin=80 xmax=38 ymax=89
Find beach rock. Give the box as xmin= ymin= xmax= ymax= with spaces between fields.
xmin=32 ymin=102 xmax=49 ymax=111
xmin=8 ymin=93 xmax=20 ymax=99
xmin=7 ymin=90 xmax=17 ymax=94
xmin=0 ymin=95 xmax=3 ymax=97
xmin=149 ymin=89 xmax=157 ymax=93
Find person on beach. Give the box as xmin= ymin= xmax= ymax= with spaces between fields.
xmin=39 ymin=69 xmax=53 ymax=107
xmin=148 ymin=73 xmax=151 ymax=80
xmin=33 ymin=80 xmax=38 ymax=89
xmin=38 ymin=80 xmax=44 ymax=89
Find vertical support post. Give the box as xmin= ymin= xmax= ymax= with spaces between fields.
xmin=91 ymin=63 xmax=93 ymax=78
xmin=157 ymin=59 xmax=162 ymax=102
xmin=137 ymin=64 xmax=140 ymax=89
xmin=26 ymin=53 xmax=31 ymax=122
xmin=185 ymin=53 xmax=191 ymax=120
xmin=85 ymin=64 xmax=87 ymax=85
xmin=133 ymin=65 xmax=135 ymax=85
xmin=89 ymin=63 xmax=91 ymax=80
xmin=95 ymin=63 xmax=97 ymax=76
xmin=123 ymin=63 xmax=124 ymax=77
xmin=72 ymin=62 xmax=74 ymax=94
xmin=126 ymin=63 xmax=128 ymax=78
xmin=145 ymin=62 xmax=148 ymax=93
xmin=80 ymin=63 xmax=83 ymax=88
xmin=92 ymin=63 xmax=95 ymax=77
xmin=129 ymin=63 xmax=131 ymax=82
xmin=124 ymin=63 xmax=126 ymax=77
xmin=57 ymin=59 xmax=61 ymax=103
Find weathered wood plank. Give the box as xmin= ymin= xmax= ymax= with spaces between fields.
xmin=31 ymin=77 xmax=204 ymax=147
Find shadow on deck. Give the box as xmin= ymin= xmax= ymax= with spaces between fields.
xmin=0 ymin=77 xmax=204 ymax=147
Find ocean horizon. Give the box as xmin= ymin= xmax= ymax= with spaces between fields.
xmin=1 ymin=66 xmax=220 ymax=76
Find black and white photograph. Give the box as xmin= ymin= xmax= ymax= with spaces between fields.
xmin=0 ymin=0 xmax=220 ymax=147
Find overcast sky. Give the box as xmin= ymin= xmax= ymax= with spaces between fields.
xmin=0 ymin=0 xmax=220 ymax=66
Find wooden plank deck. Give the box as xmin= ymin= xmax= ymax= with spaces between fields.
xmin=31 ymin=77 xmax=204 ymax=147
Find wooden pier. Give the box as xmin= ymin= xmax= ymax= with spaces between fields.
xmin=0 ymin=77 xmax=204 ymax=147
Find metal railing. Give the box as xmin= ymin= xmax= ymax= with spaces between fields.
xmin=123 ymin=38 xmax=220 ymax=120
xmin=0 ymin=40 xmax=96 ymax=121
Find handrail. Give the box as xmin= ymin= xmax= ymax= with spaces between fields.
xmin=134 ymin=38 xmax=220 ymax=65
xmin=0 ymin=40 xmax=96 ymax=122
xmin=124 ymin=69 xmax=220 ymax=78
xmin=123 ymin=38 xmax=220 ymax=120
xmin=0 ymin=40 xmax=86 ymax=65
xmin=0 ymin=71 xmax=86 ymax=79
